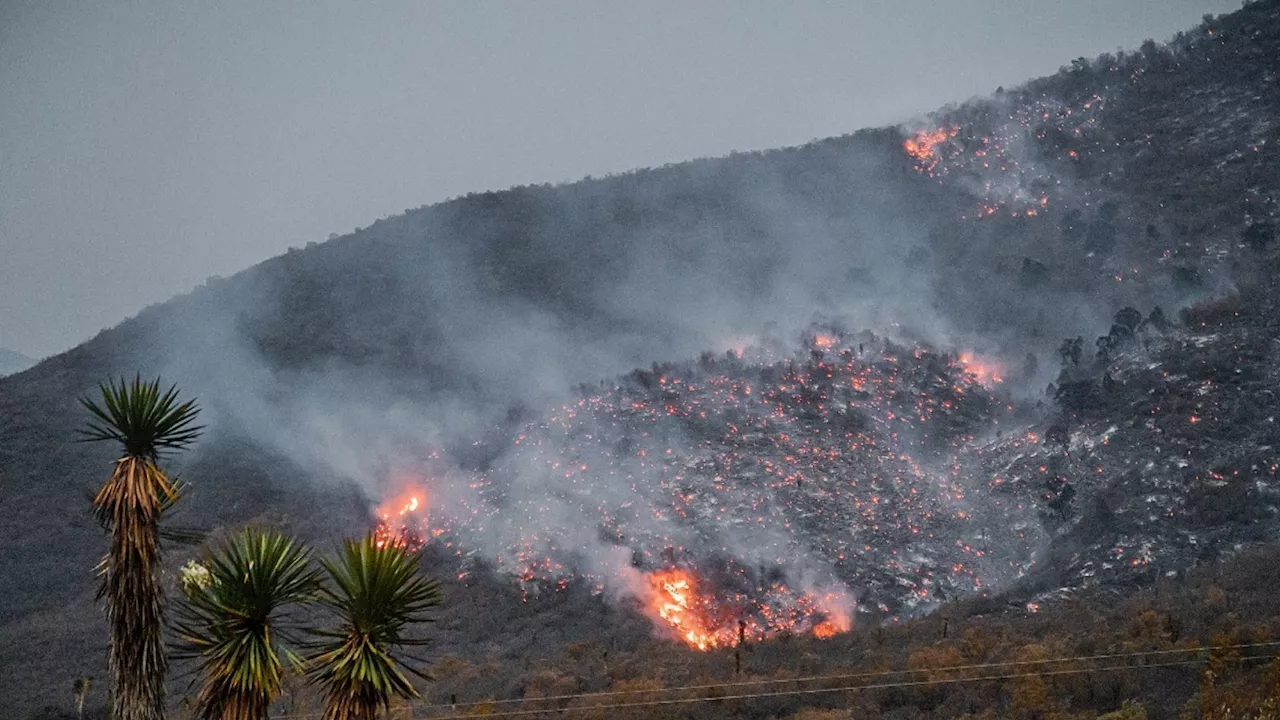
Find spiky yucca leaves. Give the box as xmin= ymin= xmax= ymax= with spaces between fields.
xmin=307 ymin=536 xmax=441 ymax=720
xmin=81 ymin=376 xmax=202 ymax=720
xmin=81 ymin=376 xmax=203 ymax=459
xmin=174 ymin=529 xmax=321 ymax=720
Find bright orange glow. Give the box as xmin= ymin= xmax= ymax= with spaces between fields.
xmin=811 ymin=592 xmax=853 ymax=638
xmin=374 ymin=485 xmax=430 ymax=550
xmin=957 ymin=351 xmax=1005 ymax=387
xmin=713 ymin=334 xmax=760 ymax=359
xmin=812 ymin=622 xmax=840 ymax=639
xmin=813 ymin=334 xmax=837 ymax=349
xmin=638 ymin=568 xmax=853 ymax=651
xmin=903 ymin=127 xmax=958 ymax=161
xmin=903 ymin=127 xmax=960 ymax=174
xmin=646 ymin=569 xmax=733 ymax=651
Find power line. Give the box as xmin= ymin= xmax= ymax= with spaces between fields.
xmin=413 ymin=656 xmax=1273 ymax=720
xmin=409 ymin=640 xmax=1280 ymax=712
xmin=268 ymin=640 xmax=1278 ymax=719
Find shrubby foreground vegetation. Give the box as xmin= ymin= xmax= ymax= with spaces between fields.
xmin=69 ymin=378 xmax=439 ymax=720
xmin=40 ymin=543 xmax=1280 ymax=719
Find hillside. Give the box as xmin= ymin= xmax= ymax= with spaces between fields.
xmin=4 ymin=2 xmax=1280 ymax=717
xmin=0 ymin=348 xmax=35 ymax=377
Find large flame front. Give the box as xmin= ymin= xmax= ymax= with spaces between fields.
xmin=648 ymin=569 xmax=736 ymax=651
xmin=640 ymin=568 xmax=853 ymax=651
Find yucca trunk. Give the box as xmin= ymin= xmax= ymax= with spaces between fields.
xmin=321 ymin=682 xmax=384 ymax=720
xmin=318 ymin=643 xmax=390 ymax=720
xmin=188 ymin=648 xmax=276 ymax=720
xmin=192 ymin=684 xmax=272 ymax=720
xmin=96 ymin=455 xmax=175 ymax=720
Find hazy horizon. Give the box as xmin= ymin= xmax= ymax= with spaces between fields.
xmin=0 ymin=0 xmax=1241 ymax=358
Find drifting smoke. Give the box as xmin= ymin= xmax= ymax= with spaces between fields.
xmin=355 ymin=327 xmax=1020 ymax=647
xmin=902 ymin=87 xmax=1111 ymax=220
xmin=139 ymin=111 xmax=1172 ymax=646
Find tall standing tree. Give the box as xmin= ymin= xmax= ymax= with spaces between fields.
xmin=174 ymin=528 xmax=320 ymax=720
xmin=81 ymin=376 xmax=202 ymax=720
xmin=307 ymin=536 xmax=441 ymax=720
xmin=72 ymin=676 xmax=92 ymax=720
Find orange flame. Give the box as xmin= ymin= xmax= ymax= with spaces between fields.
xmin=715 ymin=334 xmax=760 ymax=358
xmin=813 ymin=334 xmax=838 ymax=349
xmin=957 ymin=351 xmax=1004 ymax=387
xmin=903 ymin=127 xmax=960 ymax=172
xmin=639 ymin=568 xmax=853 ymax=651
xmin=647 ymin=569 xmax=733 ymax=651
xmin=811 ymin=591 xmax=854 ymax=638
xmin=374 ymin=486 xmax=429 ymax=550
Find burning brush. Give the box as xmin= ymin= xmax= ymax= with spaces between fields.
xmin=373 ymin=488 xmax=429 ymax=551
xmin=635 ymin=566 xmax=853 ymax=651
xmin=359 ymin=326 xmax=1010 ymax=650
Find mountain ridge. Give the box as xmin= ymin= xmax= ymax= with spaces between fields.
xmin=0 ymin=347 xmax=35 ymax=377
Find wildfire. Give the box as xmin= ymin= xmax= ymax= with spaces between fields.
xmin=646 ymin=569 xmax=736 ymax=650
xmin=374 ymin=487 xmax=429 ymax=550
xmin=957 ymin=351 xmax=1005 ymax=387
xmin=811 ymin=591 xmax=854 ymax=638
xmin=903 ymin=126 xmax=960 ymax=174
xmin=640 ymin=568 xmax=854 ymax=651
xmin=355 ymin=327 xmax=1002 ymax=647
xmin=715 ymin=334 xmax=761 ymax=359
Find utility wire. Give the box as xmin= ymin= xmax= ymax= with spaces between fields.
xmin=268 ymin=640 xmax=1278 ymax=719
xmin=402 ymin=640 xmax=1280 ymax=712
xmin=414 ymin=656 xmax=1273 ymax=720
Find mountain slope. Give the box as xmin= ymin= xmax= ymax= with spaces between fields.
xmin=2 ymin=3 xmax=1279 ymax=716
xmin=0 ymin=348 xmax=35 ymax=377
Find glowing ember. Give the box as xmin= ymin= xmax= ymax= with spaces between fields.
xmin=354 ymin=327 xmax=1004 ymax=645
xmin=639 ymin=568 xmax=854 ymax=651
xmin=646 ymin=569 xmax=736 ymax=650
xmin=715 ymin=333 xmax=761 ymax=359
xmin=812 ymin=621 xmax=841 ymax=639
xmin=374 ymin=487 xmax=429 ymax=550
xmin=902 ymin=91 xmax=1112 ymax=219
xmin=812 ymin=334 xmax=837 ymax=349
xmin=810 ymin=591 xmax=854 ymax=638
xmin=903 ymin=127 xmax=959 ymax=174
xmin=957 ymin=351 xmax=1005 ymax=387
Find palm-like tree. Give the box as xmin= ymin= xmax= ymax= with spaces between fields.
xmin=174 ymin=528 xmax=320 ymax=720
xmin=307 ymin=536 xmax=441 ymax=720
xmin=81 ymin=376 xmax=202 ymax=720
xmin=72 ymin=676 xmax=92 ymax=720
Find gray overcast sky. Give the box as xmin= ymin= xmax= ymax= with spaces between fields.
xmin=0 ymin=0 xmax=1241 ymax=358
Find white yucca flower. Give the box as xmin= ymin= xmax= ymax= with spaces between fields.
xmin=179 ymin=559 xmax=215 ymax=596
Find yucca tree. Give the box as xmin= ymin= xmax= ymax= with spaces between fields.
xmin=72 ymin=676 xmax=92 ymax=720
xmin=174 ymin=528 xmax=321 ymax=720
xmin=307 ymin=536 xmax=441 ymax=720
xmin=81 ymin=376 xmax=202 ymax=720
